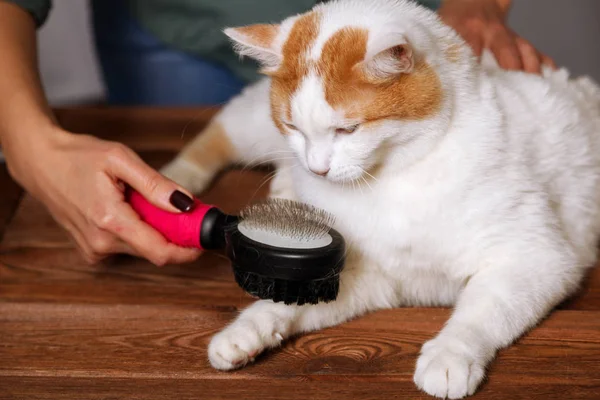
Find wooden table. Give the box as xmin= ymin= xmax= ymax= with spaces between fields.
xmin=1 ymin=107 xmax=599 ymax=399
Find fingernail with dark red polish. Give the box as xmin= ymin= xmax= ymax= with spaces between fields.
xmin=170 ymin=190 xmax=194 ymax=212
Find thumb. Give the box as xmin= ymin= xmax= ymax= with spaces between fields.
xmin=107 ymin=144 xmax=196 ymax=213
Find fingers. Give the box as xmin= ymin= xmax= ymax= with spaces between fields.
xmin=489 ymin=34 xmax=554 ymax=75
xmin=488 ymin=29 xmax=523 ymax=71
xmin=461 ymin=29 xmax=484 ymax=58
xmin=68 ymin=200 xmax=201 ymax=266
xmin=105 ymin=143 xmax=195 ymax=213
xmin=64 ymin=222 xmax=103 ymax=265
xmin=515 ymin=37 xmax=541 ymax=74
xmin=437 ymin=0 xmax=551 ymax=75
xmin=68 ymin=220 xmax=137 ymax=264
xmin=98 ymin=200 xmax=202 ymax=266
xmin=106 ymin=236 xmax=200 ymax=265
xmin=541 ymin=53 xmax=558 ymax=70
xmin=98 ymin=145 xmax=202 ymax=265
xmin=73 ymin=220 xmax=200 ymax=266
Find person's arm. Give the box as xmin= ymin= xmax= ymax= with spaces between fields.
xmin=439 ymin=0 xmax=556 ymax=73
xmin=0 ymin=1 xmax=56 ymax=146
xmin=0 ymin=1 xmax=201 ymax=265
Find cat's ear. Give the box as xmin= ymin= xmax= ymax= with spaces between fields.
xmin=358 ymin=35 xmax=414 ymax=82
xmin=224 ymin=24 xmax=281 ymax=72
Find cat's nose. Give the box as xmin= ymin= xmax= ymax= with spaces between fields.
xmin=307 ymin=146 xmax=332 ymax=177
xmin=309 ymin=167 xmax=330 ymax=177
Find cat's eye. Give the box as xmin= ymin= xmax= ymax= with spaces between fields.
xmin=335 ymin=124 xmax=360 ymax=135
xmin=284 ymin=122 xmax=298 ymax=131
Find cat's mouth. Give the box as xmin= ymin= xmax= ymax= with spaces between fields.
xmin=319 ymin=164 xmax=380 ymax=186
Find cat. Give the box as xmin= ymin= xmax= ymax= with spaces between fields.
xmin=160 ymin=0 xmax=600 ymax=398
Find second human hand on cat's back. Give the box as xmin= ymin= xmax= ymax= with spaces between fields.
xmin=438 ymin=0 xmax=556 ymax=74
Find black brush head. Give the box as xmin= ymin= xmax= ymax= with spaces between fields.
xmin=232 ymin=269 xmax=340 ymax=306
xmin=222 ymin=199 xmax=346 ymax=305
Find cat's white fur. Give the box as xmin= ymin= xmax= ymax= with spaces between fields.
xmin=160 ymin=0 xmax=600 ymax=398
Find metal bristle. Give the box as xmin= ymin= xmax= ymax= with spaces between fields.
xmin=239 ymin=198 xmax=335 ymax=242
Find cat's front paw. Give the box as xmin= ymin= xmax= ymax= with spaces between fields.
xmin=160 ymin=157 xmax=212 ymax=194
xmin=208 ymin=307 xmax=292 ymax=370
xmin=414 ymin=336 xmax=486 ymax=399
xmin=268 ymin=168 xmax=296 ymax=201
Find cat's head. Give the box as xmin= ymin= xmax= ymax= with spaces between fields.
xmin=225 ymin=0 xmax=453 ymax=183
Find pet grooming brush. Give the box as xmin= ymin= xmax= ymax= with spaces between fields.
xmin=126 ymin=189 xmax=346 ymax=305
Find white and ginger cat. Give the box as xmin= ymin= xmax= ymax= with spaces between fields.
xmin=160 ymin=0 xmax=600 ymax=398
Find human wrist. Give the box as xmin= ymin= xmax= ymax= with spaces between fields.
xmin=0 ymin=116 xmax=63 ymax=153
xmin=0 ymin=97 xmax=60 ymax=147
xmin=1 ymin=122 xmax=70 ymax=185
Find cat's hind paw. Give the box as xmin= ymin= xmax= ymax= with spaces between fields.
xmin=413 ymin=336 xmax=486 ymax=399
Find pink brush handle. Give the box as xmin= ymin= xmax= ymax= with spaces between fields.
xmin=127 ymin=189 xmax=215 ymax=250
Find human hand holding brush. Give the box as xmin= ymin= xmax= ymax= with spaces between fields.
xmin=0 ymin=2 xmax=202 ymax=266
xmin=5 ymin=130 xmax=202 ymax=266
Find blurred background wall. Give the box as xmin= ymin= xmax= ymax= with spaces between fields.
xmin=509 ymin=0 xmax=600 ymax=81
xmin=37 ymin=0 xmax=105 ymax=105
xmin=37 ymin=0 xmax=600 ymax=106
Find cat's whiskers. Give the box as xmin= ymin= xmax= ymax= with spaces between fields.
xmin=356 ymin=175 xmax=365 ymax=196
xmin=253 ymin=156 xmax=298 ymax=166
xmin=240 ymin=150 xmax=296 ymax=173
xmin=357 ymin=168 xmax=376 ymax=193
xmin=236 ymin=152 xmax=298 ymax=190
xmin=360 ymin=175 xmax=374 ymax=193
xmin=350 ymin=176 xmax=357 ymax=195
xmin=362 ymin=169 xmax=380 ymax=183
xmin=240 ymin=144 xmax=293 ymax=165
xmin=249 ymin=163 xmax=301 ymax=202
xmin=248 ymin=170 xmax=279 ymax=202
xmin=253 ymin=169 xmax=279 ymax=195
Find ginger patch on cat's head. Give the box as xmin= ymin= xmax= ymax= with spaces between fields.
xmin=269 ymin=12 xmax=321 ymax=132
xmin=316 ymin=27 xmax=442 ymax=124
xmin=225 ymin=12 xmax=442 ymax=132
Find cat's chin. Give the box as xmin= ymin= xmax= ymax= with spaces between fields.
xmin=327 ymin=173 xmax=363 ymax=184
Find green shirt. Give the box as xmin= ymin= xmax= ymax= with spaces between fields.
xmin=8 ymin=0 xmax=442 ymax=83
xmin=5 ymin=0 xmax=51 ymax=26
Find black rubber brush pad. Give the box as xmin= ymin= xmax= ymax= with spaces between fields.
xmin=232 ymin=268 xmax=340 ymax=305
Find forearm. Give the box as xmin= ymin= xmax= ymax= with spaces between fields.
xmin=0 ymin=1 xmax=60 ymax=154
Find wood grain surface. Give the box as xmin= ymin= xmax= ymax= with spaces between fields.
xmin=1 ymin=107 xmax=599 ymax=400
